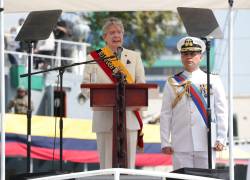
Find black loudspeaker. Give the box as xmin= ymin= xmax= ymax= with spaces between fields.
xmin=54 ymin=90 xmax=66 ymax=117
xmin=169 ymin=168 xmax=229 ymax=180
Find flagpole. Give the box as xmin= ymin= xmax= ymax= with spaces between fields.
xmin=0 ymin=0 xmax=6 ymax=179
xmin=228 ymin=0 xmax=234 ymax=180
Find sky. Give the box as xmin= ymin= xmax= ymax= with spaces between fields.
xmin=4 ymin=9 xmax=250 ymax=96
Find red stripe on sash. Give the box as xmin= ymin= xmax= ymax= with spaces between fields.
xmin=189 ymin=86 xmax=208 ymax=126
xmin=90 ymin=50 xmax=118 ymax=83
xmin=174 ymin=74 xmax=208 ymax=127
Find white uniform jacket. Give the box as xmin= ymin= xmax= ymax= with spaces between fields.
xmin=82 ymin=47 xmax=146 ymax=133
xmin=160 ymin=69 xmax=228 ymax=152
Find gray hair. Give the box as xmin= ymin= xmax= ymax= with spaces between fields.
xmin=102 ymin=17 xmax=124 ymax=34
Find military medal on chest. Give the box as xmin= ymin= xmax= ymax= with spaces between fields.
xmin=199 ymin=84 xmax=213 ymax=97
xmin=199 ymin=84 xmax=208 ymax=97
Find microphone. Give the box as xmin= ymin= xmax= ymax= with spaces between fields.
xmin=115 ymin=46 xmax=123 ymax=60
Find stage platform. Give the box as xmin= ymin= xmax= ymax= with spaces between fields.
xmin=77 ymin=175 xmax=160 ymax=180
xmin=28 ymin=168 xmax=221 ymax=180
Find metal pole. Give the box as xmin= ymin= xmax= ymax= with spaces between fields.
xmin=26 ymin=42 xmax=34 ymax=173
xmin=59 ymin=68 xmax=65 ymax=172
xmin=0 ymin=0 xmax=5 ymax=179
xmin=205 ymin=39 xmax=212 ymax=169
xmin=201 ymin=37 xmax=213 ymax=169
xmin=228 ymin=0 xmax=234 ymax=179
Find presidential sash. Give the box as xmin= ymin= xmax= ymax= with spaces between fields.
xmin=173 ymin=74 xmax=208 ymax=127
xmin=90 ymin=47 xmax=144 ymax=150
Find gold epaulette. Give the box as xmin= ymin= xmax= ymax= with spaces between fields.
xmin=168 ymin=76 xmax=191 ymax=108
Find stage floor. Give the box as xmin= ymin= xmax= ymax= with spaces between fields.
xmin=77 ymin=174 xmax=161 ymax=180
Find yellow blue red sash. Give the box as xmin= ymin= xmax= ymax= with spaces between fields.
xmin=173 ymin=74 xmax=208 ymax=127
xmin=90 ymin=47 xmax=144 ymax=150
xmin=90 ymin=47 xmax=133 ymax=83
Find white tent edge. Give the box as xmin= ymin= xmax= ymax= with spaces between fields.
xmin=3 ymin=0 xmax=250 ymax=13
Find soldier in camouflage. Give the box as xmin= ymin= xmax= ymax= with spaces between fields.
xmin=7 ymin=86 xmax=33 ymax=114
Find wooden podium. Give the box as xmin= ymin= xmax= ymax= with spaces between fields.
xmin=81 ymin=83 xmax=157 ymax=168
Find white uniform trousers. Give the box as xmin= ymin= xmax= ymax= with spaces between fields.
xmin=96 ymin=130 xmax=137 ymax=169
xmin=173 ymin=151 xmax=216 ymax=170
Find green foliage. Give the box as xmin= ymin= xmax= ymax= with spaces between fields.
xmin=82 ymin=12 xmax=183 ymax=66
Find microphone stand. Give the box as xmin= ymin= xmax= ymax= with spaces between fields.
xmin=20 ymin=56 xmax=116 ymax=172
xmin=14 ymin=10 xmax=62 ymax=174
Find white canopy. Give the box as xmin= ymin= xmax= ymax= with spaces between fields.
xmin=4 ymin=0 xmax=250 ymax=12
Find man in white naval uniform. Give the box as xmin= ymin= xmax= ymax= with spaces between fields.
xmin=160 ymin=36 xmax=228 ymax=170
xmin=81 ymin=17 xmax=145 ymax=169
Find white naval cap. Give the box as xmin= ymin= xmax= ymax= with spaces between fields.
xmin=177 ymin=36 xmax=206 ymax=53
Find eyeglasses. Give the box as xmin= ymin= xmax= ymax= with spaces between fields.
xmin=181 ymin=51 xmax=201 ymax=56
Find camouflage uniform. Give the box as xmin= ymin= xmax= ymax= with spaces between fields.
xmin=7 ymin=95 xmax=33 ymax=114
